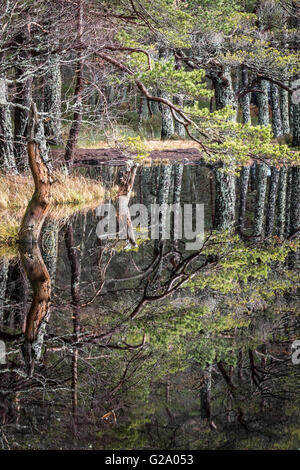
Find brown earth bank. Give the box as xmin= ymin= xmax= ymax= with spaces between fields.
xmin=51 ymin=147 xmax=203 ymax=167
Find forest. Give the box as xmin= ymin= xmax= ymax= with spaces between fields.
xmin=0 ymin=0 xmax=300 ymax=452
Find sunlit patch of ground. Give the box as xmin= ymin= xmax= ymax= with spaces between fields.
xmin=77 ymin=139 xmax=200 ymax=152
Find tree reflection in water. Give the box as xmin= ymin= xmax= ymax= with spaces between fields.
xmin=0 ymin=160 xmax=299 ymax=450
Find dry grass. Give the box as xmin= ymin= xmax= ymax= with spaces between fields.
xmin=78 ymin=139 xmax=200 ymax=152
xmin=144 ymin=140 xmax=200 ymax=151
xmin=0 ymin=171 xmax=105 ymax=246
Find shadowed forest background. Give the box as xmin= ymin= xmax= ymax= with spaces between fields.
xmin=0 ymin=0 xmax=300 ymax=450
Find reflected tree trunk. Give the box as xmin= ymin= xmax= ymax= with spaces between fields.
xmin=238 ymin=167 xmax=250 ymax=234
xmin=280 ymin=85 xmax=290 ymax=137
xmin=276 ymin=166 xmax=287 ymax=239
xmin=65 ymin=221 xmax=81 ymax=435
xmin=285 ymin=167 xmax=292 ymax=238
xmin=292 ymin=103 xmax=300 ymax=147
xmin=265 ymin=167 xmax=280 ymax=237
xmin=213 ymin=168 xmax=236 ymax=231
xmin=0 ymin=259 xmax=9 ymax=326
xmin=253 ymin=163 xmax=268 ymax=237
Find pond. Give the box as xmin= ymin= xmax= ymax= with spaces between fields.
xmin=0 ymin=161 xmax=299 ymax=450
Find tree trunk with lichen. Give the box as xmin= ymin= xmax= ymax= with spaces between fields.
xmin=0 ymin=73 xmax=17 ymax=173
xmin=138 ymin=95 xmax=149 ymax=131
xmin=240 ymin=67 xmax=251 ymax=125
xmin=213 ymin=67 xmax=237 ymax=119
xmin=158 ymin=48 xmax=174 ymax=140
xmin=257 ymin=80 xmax=269 ymax=127
xmin=211 ymin=69 xmax=237 ymax=231
xmin=44 ymin=56 xmax=62 ymax=145
xmin=270 ymin=83 xmax=283 ymax=138
xmin=174 ymin=95 xmax=185 ymax=138
xmin=14 ymin=66 xmax=32 ymax=173
xmin=213 ymin=167 xmax=236 ymax=231
xmin=64 ymin=0 xmax=84 ymax=168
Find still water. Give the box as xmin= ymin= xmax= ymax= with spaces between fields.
xmin=0 ymin=162 xmax=299 ymax=450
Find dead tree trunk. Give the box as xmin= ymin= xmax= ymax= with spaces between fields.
xmin=19 ymin=103 xmax=52 ymax=376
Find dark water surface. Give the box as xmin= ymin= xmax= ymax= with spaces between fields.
xmin=0 ymin=162 xmax=299 ymax=450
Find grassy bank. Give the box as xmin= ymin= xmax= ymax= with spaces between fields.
xmin=0 ymin=171 xmax=105 ymax=247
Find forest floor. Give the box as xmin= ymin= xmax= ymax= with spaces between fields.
xmin=51 ymin=140 xmax=203 ymax=167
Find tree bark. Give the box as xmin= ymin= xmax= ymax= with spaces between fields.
xmin=265 ymin=167 xmax=280 ymax=237
xmin=276 ymin=166 xmax=287 ymax=239
xmin=257 ymin=79 xmax=270 ymax=127
xmin=14 ymin=66 xmax=32 ymax=173
xmin=158 ymin=48 xmax=174 ymax=139
xmin=280 ymin=86 xmax=290 ymax=136
xmin=64 ymin=0 xmax=84 ymax=167
xmin=0 ymin=74 xmax=17 ymax=173
xmin=44 ymin=55 xmax=62 ymax=145
xmin=292 ymin=103 xmax=300 ymax=147
xmin=253 ymin=163 xmax=268 ymax=237
xmin=270 ymin=83 xmax=283 ymax=138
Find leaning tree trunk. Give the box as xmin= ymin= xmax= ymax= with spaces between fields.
xmin=265 ymin=167 xmax=280 ymax=237
xmin=0 ymin=73 xmax=17 ymax=173
xmin=44 ymin=55 xmax=62 ymax=145
xmin=19 ymin=103 xmax=52 ymax=376
xmin=270 ymin=83 xmax=283 ymax=138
